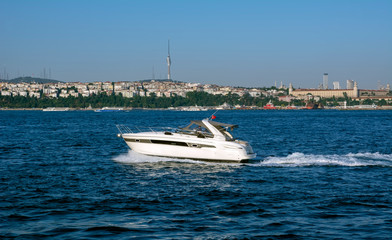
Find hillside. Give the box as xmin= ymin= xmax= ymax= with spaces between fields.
xmin=138 ymin=79 xmax=183 ymax=83
xmin=1 ymin=77 xmax=64 ymax=84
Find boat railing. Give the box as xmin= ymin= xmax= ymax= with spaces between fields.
xmin=116 ymin=124 xmax=175 ymax=134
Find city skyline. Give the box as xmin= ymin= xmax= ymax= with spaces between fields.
xmin=1 ymin=0 xmax=391 ymax=89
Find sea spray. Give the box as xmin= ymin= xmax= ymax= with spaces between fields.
xmin=258 ymin=152 xmax=392 ymax=167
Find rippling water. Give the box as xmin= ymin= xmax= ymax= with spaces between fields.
xmin=1 ymin=110 xmax=392 ymax=239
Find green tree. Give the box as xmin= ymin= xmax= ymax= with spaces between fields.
xmin=377 ymin=99 xmax=387 ymax=106
xmin=362 ymin=98 xmax=374 ymax=105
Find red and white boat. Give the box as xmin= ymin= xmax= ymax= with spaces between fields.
xmin=264 ymin=100 xmax=276 ymax=110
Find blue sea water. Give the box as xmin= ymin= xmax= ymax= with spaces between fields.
xmin=1 ymin=110 xmax=392 ymax=239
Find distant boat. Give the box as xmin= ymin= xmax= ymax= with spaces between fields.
xmin=42 ymin=107 xmax=69 ymax=111
xmin=180 ymin=106 xmax=208 ymax=111
xmin=264 ymin=100 xmax=276 ymax=110
xmin=303 ymin=102 xmax=324 ymax=110
xmin=286 ymin=105 xmax=298 ymax=110
xmin=95 ymin=107 xmax=124 ymax=112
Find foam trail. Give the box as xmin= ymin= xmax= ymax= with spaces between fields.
xmin=114 ymin=150 xmax=186 ymax=164
xmin=113 ymin=150 xmax=244 ymax=166
xmin=255 ymin=152 xmax=392 ymax=167
xmin=113 ymin=150 xmax=215 ymax=165
xmin=113 ymin=151 xmax=392 ymax=167
xmin=347 ymin=152 xmax=392 ymax=161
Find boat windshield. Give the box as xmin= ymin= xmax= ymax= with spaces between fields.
xmin=178 ymin=120 xmax=237 ymax=140
xmin=178 ymin=122 xmax=214 ymax=138
xmin=208 ymin=120 xmax=238 ymax=141
xmin=214 ymin=125 xmax=235 ymax=141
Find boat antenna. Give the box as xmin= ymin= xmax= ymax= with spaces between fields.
xmin=209 ymin=110 xmax=219 ymax=120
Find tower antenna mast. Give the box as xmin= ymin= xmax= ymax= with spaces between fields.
xmin=166 ymin=40 xmax=171 ymax=80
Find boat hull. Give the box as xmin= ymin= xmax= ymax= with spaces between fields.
xmin=120 ymin=133 xmax=256 ymax=162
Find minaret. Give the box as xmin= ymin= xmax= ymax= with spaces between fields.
xmin=166 ymin=40 xmax=171 ymax=80
xmin=289 ymin=83 xmax=293 ymax=95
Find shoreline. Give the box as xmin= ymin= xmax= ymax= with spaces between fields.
xmin=1 ymin=106 xmax=392 ymax=111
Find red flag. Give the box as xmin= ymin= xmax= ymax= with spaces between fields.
xmin=211 ymin=115 xmax=216 ymax=119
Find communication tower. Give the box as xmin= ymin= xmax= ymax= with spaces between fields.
xmin=166 ymin=40 xmax=171 ymax=80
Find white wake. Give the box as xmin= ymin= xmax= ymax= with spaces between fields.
xmin=113 ymin=150 xmax=392 ymax=167
xmin=112 ymin=150 xmax=245 ymax=167
xmin=113 ymin=150 xmax=212 ymax=165
xmin=255 ymin=152 xmax=392 ymax=167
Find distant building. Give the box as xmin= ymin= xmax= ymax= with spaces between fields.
xmin=333 ymin=81 xmax=340 ymax=90
xmin=323 ymin=73 xmax=328 ymax=89
xmin=347 ymin=79 xmax=354 ymax=89
xmin=359 ymin=89 xmax=390 ymax=97
xmin=290 ymin=81 xmax=390 ymax=100
xmin=278 ymin=95 xmax=296 ymax=102
xmin=1 ymin=91 xmax=11 ymax=96
xmin=289 ymin=81 xmax=359 ymax=98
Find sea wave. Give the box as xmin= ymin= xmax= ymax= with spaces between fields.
xmin=256 ymin=152 xmax=392 ymax=167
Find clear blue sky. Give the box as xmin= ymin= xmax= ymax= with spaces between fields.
xmin=1 ymin=0 xmax=391 ymax=89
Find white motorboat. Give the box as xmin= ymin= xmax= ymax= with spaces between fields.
xmin=116 ymin=118 xmax=256 ymax=162
xmin=95 ymin=107 xmax=124 ymax=112
xmin=42 ymin=107 xmax=70 ymax=111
